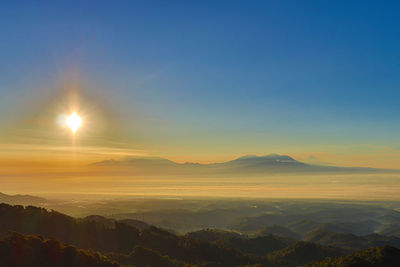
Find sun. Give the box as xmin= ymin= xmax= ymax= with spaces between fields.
xmin=66 ymin=113 xmax=82 ymax=133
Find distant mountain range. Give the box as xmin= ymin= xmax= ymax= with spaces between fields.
xmin=91 ymin=154 xmax=397 ymax=175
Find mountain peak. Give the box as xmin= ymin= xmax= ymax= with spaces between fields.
xmin=235 ymin=155 xmax=259 ymax=160
xmin=235 ymin=154 xmax=297 ymax=162
xmin=263 ymin=154 xmax=297 ymax=161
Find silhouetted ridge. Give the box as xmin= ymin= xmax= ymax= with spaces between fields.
xmin=92 ymin=156 xmax=178 ymax=167
xmin=232 ymin=154 xmax=298 ymax=162
xmin=91 ymin=154 xmax=394 ymax=174
xmin=0 ymin=203 xmax=255 ymax=266
xmin=0 ymin=232 xmax=119 ymax=267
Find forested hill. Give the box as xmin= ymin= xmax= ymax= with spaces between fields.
xmin=0 ymin=232 xmax=119 ymax=267
xmin=1 ymin=203 xmax=399 ymax=267
xmin=0 ymin=203 xmax=253 ymax=266
xmin=305 ymin=246 xmax=400 ymax=267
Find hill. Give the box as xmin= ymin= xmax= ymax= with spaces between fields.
xmin=254 ymin=225 xmax=301 ymax=240
xmin=186 ymin=228 xmax=246 ymax=242
xmin=186 ymin=229 xmax=348 ymax=266
xmin=213 ymin=234 xmax=294 ymax=257
xmin=3 ymin=203 xmax=400 ymax=266
xmin=378 ymin=224 xmax=400 ymax=238
xmin=304 ymin=229 xmax=400 ymax=251
xmin=269 ymin=241 xmax=347 ymax=266
xmin=229 ymin=204 xmax=390 ymax=237
xmin=0 ymin=203 xmax=256 ymax=266
xmin=305 ymin=245 xmax=400 ymax=267
xmin=0 ymin=232 xmax=119 ymax=267
xmin=119 ymin=219 xmax=151 ymax=230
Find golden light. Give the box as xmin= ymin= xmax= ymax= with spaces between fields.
xmin=65 ymin=113 xmax=82 ymax=133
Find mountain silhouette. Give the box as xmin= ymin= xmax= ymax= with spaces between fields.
xmin=91 ymin=154 xmax=396 ymax=175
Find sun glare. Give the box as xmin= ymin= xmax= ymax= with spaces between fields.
xmin=66 ymin=113 xmax=82 ymax=133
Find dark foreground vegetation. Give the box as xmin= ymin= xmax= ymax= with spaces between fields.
xmin=0 ymin=232 xmax=118 ymax=267
xmin=305 ymin=246 xmax=400 ymax=267
xmin=1 ymin=203 xmax=400 ymax=266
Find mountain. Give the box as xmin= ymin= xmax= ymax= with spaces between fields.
xmin=305 ymin=245 xmax=400 ymax=267
xmin=0 ymin=192 xmax=47 ymax=205
xmin=91 ymin=154 xmax=395 ymax=175
xmin=216 ymin=154 xmax=312 ymax=173
xmin=91 ymin=157 xmax=179 ymax=168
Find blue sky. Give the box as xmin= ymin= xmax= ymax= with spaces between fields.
xmin=1 ymin=1 xmax=400 ymax=166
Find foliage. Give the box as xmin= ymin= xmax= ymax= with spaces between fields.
xmin=0 ymin=232 xmax=119 ymax=267
xmin=0 ymin=203 xmax=255 ymax=266
xmin=305 ymin=246 xmax=400 ymax=267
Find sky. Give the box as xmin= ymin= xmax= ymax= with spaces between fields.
xmin=1 ymin=1 xmax=400 ymax=169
